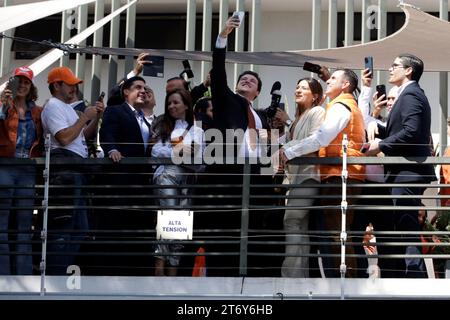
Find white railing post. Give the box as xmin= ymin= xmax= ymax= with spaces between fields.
xmin=40 ymin=134 xmax=51 ymax=296
xmin=340 ymin=134 xmax=349 ymax=300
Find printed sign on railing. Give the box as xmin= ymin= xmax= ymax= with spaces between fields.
xmin=156 ymin=210 xmax=193 ymax=240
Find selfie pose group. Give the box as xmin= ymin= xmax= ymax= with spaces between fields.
xmin=0 ymin=12 xmax=438 ymax=278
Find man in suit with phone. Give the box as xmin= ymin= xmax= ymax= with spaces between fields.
xmin=99 ymin=76 xmax=154 ymax=274
xmin=366 ymin=54 xmax=436 ymax=278
xmin=207 ymin=14 xmax=276 ymax=277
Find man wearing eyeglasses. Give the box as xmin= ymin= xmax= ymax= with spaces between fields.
xmin=366 ymin=54 xmax=437 ymax=278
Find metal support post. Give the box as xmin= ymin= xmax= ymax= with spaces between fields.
xmin=40 ymin=134 xmax=51 ymax=296
xmin=340 ymin=134 xmax=349 ymax=300
xmin=239 ymin=161 xmax=251 ymax=276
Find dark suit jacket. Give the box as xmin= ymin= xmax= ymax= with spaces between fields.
xmin=211 ymin=46 xmax=269 ymax=132
xmin=378 ymin=81 xmax=436 ymax=183
xmin=100 ymin=102 xmax=151 ymax=157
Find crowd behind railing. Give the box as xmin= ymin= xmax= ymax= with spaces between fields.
xmin=1 ymin=154 xmax=450 ymax=280
xmin=2 ymin=14 xmax=450 ymax=282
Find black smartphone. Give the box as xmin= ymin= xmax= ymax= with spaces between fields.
xmin=376 ymin=84 xmax=386 ymax=99
xmin=97 ymin=91 xmax=105 ymax=102
xmin=143 ymin=55 xmax=165 ymax=77
xmin=182 ymin=60 xmax=194 ymax=79
xmin=231 ymin=11 xmax=244 ymax=26
xmin=7 ymin=77 xmax=19 ymax=100
xmin=303 ymin=62 xmax=321 ymax=74
xmin=364 ymin=56 xmax=373 ymax=78
xmin=360 ymin=142 xmax=370 ymax=153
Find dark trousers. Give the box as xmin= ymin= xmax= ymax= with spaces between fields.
xmin=317 ymin=176 xmax=362 ymax=278
xmin=47 ymin=149 xmax=88 ymax=275
xmin=391 ymin=186 xmax=427 ymax=278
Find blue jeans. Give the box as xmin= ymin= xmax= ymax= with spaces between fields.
xmin=46 ymin=161 xmax=88 ymax=275
xmin=0 ymin=166 xmax=35 ymax=275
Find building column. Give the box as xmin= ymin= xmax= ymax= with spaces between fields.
xmin=249 ymin=0 xmax=261 ymax=73
xmin=0 ymin=0 xmax=14 ymax=77
xmin=60 ymin=9 xmax=73 ymax=67
xmin=328 ymin=0 xmax=337 ymax=48
xmin=312 ymin=0 xmax=321 ymax=50
xmin=75 ymin=4 xmax=88 ymax=94
xmin=361 ymin=0 xmax=370 ymax=44
xmin=201 ymin=0 xmax=212 ymax=80
xmin=124 ymin=0 xmax=137 ymax=76
xmin=219 ymin=0 xmax=229 ymax=31
xmin=376 ymin=0 xmax=387 ymax=83
xmin=233 ymin=0 xmax=245 ymax=85
xmin=344 ymin=0 xmax=354 ymax=47
xmin=90 ymin=0 xmax=105 ymax=104
xmin=439 ymin=0 xmax=449 ymax=157
xmin=249 ymin=0 xmax=261 ymax=108
xmin=186 ymin=0 xmax=196 ymax=51
xmin=107 ymin=0 xmax=120 ymax=93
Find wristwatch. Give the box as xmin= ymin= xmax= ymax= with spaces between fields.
xmin=285 ymin=119 xmax=293 ymax=127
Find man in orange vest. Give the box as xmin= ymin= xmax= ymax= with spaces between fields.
xmin=279 ymin=68 xmax=366 ymax=277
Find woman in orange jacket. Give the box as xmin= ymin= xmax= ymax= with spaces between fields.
xmin=0 ymin=66 xmax=43 ymax=275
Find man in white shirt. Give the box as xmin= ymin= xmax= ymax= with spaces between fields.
xmin=41 ymin=66 xmax=101 ymax=275
xmin=279 ymin=68 xmax=366 ymax=277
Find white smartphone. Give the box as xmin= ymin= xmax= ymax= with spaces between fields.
xmin=231 ymin=11 xmax=244 ymax=26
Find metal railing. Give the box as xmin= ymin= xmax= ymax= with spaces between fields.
xmin=2 ymin=139 xmax=450 ymax=297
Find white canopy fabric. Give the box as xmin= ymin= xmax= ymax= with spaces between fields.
xmin=0 ymin=0 xmax=137 ymax=91
xmin=61 ymin=4 xmax=450 ymax=72
xmin=296 ymin=3 xmax=450 ymax=72
xmin=0 ymin=0 xmax=95 ymax=33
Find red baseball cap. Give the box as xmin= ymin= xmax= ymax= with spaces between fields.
xmin=14 ymin=66 xmax=34 ymax=81
xmin=47 ymin=66 xmax=83 ymax=85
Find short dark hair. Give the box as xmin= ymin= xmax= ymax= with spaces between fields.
xmin=237 ymin=71 xmax=262 ymax=92
xmin=166 ymin=76 xmax=189 ymax=90
xmin=194 ymin=96 xmax=212 ymax=114
xmin=398 ymin=53 xmax=424 ymax=82
xmin=338 ymin=68 xmax=358 ymax=93
xmin=121 ymin=76 xmax=146 ymax=96
xmin=48 ymin=81 xmax=63 ymax=95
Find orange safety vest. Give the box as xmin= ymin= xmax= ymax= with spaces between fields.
xmin=318 ymin=93 xmax=366 ymax=181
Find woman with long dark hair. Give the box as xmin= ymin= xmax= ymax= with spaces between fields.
xmin=274 ymin=77 xmax=325 ymax=278
xmin=151 ymin=88 xmax=204 ymax=276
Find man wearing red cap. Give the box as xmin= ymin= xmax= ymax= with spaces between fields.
xmin=41 ymin=66 xmax=102 ymax=274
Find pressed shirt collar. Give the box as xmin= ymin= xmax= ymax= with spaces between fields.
xmin=396 ymin=80 xmax=415 ymax=98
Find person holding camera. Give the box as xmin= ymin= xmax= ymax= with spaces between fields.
xmin=0 ymin=66 xmax=43 ymax=275
xmin=273 ymin=78 xmax=325 ymax=278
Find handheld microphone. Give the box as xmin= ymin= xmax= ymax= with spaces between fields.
xmin=181 ymin=60 xmax=194 ymax=80
xmin=266 ymin=81 xmax=282 ymax=118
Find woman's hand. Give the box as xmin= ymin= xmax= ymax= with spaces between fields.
xmin=0 ymin=89 xmax=13 ymax=106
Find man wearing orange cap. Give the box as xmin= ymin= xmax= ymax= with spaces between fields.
xmin=41 ymin=66 xmax=101 ymax=274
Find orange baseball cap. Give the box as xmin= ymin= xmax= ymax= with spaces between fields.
xmin=47 ymin=66 xmax=83 ymax=85
xmin=14 ymin=66 xmax=34 ymax=81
